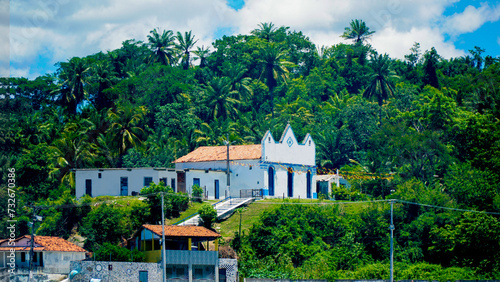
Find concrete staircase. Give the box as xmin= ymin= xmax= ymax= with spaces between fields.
xmin=175 ymin=197 xmax=254 ymax=226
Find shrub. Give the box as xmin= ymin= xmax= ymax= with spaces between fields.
xmin=198 ymin=203 xmax=217 ymax=229
xmin=94 ymin=242 xmax=145 ymax=262
xmin=331 ymin=185 xmax=368 ymax=201
xmin=140 ymin=182 xmax=189 ymax=221
xmin=192 ymin=184 xmax=204 ymax=202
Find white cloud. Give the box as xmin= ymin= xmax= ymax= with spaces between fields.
xmin=443 ymin=2 xmax=500 ymax=36
xmin=371 ymin=25 xmax=464 ymax=59
xmin=9 ymin=66 xmax=31 ymax=78
xmin=6 ymin=0 xmax=497 ymax=78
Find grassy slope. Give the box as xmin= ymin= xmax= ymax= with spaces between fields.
xmin=215 ymin=198 xmax=350 ymax=239
xmin=88 ymin=196 xmax=379 ymax=240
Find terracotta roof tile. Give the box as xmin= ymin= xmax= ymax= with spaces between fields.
xmin=142 ymin=225 xmax=221 ymax=238
xmin=174 ymin=145 xmax=261 ymax=163
xmin=0 ymin=235 xmax=87 ymax=253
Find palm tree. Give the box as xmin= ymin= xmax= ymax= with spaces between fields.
xmin=422 ymin=47 xmax=440 ymax=88
xmin=147 ymin=28 xmax=176 ymax=66
xmin=273 ymin=97 xmax=314 ymax=126
xmin=202 ymin=77 xmax=240 ymax=120
xmin=55 ymin=57 xmax=90 ymax=115
xmin=91 ymin=60 xmax=118 ymax=110
xmin=257 ymin=45 xmax=292 ymax=117
xmin=321 ymin=90 xmax=353 ymax=116
xmin=251 ymin=22 xmax=277 ymax=42
xmin=315 ymin=129 xmax=349 ymax=169
xmin=363 ymin=53 xmax=398 ymax=123
xmin=49 ymin=120 xmax=96 ymax=187
xmin=107 ymin=103 xmax=147 ymax=157
xmin=193 ymin=45 xmax=211 ymax=68
xmin=222 ymin=63 xmax=253 ymax=102
xmin=341 ymin=19 xmax=375 ymax=44
xmin=193 ymin=122 xmax=217 ymax=146
xmin=175 ymin=31 xmax=198 ymax=70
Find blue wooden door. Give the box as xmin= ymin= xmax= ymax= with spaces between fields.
xmin=120 ymin=177 xmax=128 ymax=196
xmin=215 ymin=180 xmax=220 ymax=199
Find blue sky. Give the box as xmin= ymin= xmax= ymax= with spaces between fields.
xmin=1 ymin=0 xmax=499 ymax=79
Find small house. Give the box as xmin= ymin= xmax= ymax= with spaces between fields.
xmin=0 ymin=235 xmax=87 ymax=274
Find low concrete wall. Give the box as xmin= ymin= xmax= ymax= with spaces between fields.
xmin=71 ymin=258 xmax=238 ymax=282
xmin=70 ymin=261 xmax=162 ymax=282
xmin=219 ymin=259 xmax=238 ymax=282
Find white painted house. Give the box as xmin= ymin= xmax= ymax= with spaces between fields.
xmin=75 ymin=125 xmax=317 ymax=199
xmin=75 ymin=168 xmax=178 ymax=198
xmin=174 ymin=124 xmax=316 ymax=199
xmin=0 ymin=235 xmax=87 ymax=274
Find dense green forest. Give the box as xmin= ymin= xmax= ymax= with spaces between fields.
xmin=1 ymin=20 xmax=499 ymax=279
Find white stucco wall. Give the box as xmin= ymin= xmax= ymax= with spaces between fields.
xmin=228 ymin=160 xmax=264 ymax=196
xmin=184 ymin=169 xmax=227 ymax=199
xmin=75 ymin=168 xmax=177 ymax=198
xmin=43 ymin=251 xmax=86 ymax=273
xmin=262 ymin=125 xmax=316 ymax=166
xmin=260 ymin=125 xmax=316 ymax=199
xmin=0 ymin=250 xmax=85 ymax=274
xmin=177 ymin=160 xmax=263 ymax=199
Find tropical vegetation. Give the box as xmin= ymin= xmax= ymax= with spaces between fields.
xmin=1 ymin=19 xmax=499 ymax=279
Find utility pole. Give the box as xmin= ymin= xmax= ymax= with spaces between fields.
xmin=28 ymin=205 xmax=38 ymax=282
xmin=224 ymin=134 xmax=232 ymax=204
xmin=161 ymin=192 xmax=166 ymax=282
xmin=390 ymin=200 xmax=395 ymax=282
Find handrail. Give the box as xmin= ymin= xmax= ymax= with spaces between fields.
xmin=212 ymin=196 xmax=231 ymax=207
xmin=172 ymin=197 xmax=231 ymax=225
xmin=172 ymin=211 xmax=199 ymax=225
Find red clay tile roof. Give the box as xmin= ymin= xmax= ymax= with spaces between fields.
xmin=0 ymin=235 xmax=87 ymax=252
xmin=142 ymin=225 xmax=221 ymax=238
xmin=174 ymin=145 xmax=261 ymax=163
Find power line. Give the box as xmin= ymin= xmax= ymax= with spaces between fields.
xmin=5 ymin=196 xmax=499 ymax=217
xmin=251 ymin=199 xmax=500 ymax=215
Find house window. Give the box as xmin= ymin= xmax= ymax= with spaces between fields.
xmin=98 ymin=173 xmax=102 ymax=178
xmin=193 ymin=265 xmax=214 ymax=280
xmin=193 ymin=178 xmax=200 ymax=187
xmin=309 ymin=140 xmax=311 ymax=146
xmin=249 ymin=165 xmax=252 ymax=170
xmin=144 ymin=177 xmax=153 ymax=187
xmin=120 ymin=177 xmax=128 ymax=196
xmin=21 ymin=252 xmax=26 ymax=262
xmin=160 ymin=177 xmax=167 ymax=186
xmin=85 ymin=179 xmax=92 ymax=197
xmin=176 ymin=266 xmax=185 ymax=277
xmin=171 ymin=178 xmax=176 ymax=191
xmin=268 ymin=136 xmax=271 ymax=143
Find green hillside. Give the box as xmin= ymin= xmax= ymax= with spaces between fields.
xmin=1 ymin=19 xmax=500 ymax=280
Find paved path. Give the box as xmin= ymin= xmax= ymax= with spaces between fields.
xmin=176 ymin=197 xmax=254 ymax=226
